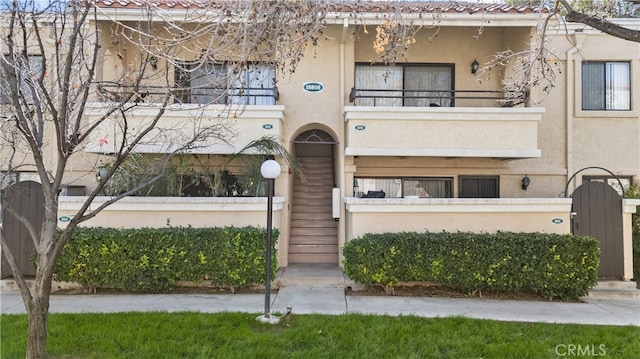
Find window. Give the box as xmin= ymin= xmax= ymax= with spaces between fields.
xmin=582 ymin=176 xmax=631 ymax=196
xmin=0 ymin=55 xmax=43 ymax=104
xmin=459 ymin=176 xmax=500 ymax=198
xmin=582 ymin=61 xmax=630 ymax=111
xmin=354 ymin=177 xmax=453 ymax=198
xmin=403 ymin=177 xmax=452 ymax=198
xmin=354 ymin=63 xmax=454 ymax=107
xmin=175 ymin=62 xmax=275 ymax=105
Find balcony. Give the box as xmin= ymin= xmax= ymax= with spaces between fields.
xmin=344 ymin=88 xmax=543 ymax=159
xmin=84 ymin=84 xmax=284 ymax=154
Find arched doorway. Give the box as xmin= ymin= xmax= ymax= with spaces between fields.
xmin=290 ymin=129 xmax=338 ymax=264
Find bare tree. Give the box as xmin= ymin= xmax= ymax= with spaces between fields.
xmin=0 ymin=1 xmax=325 ymax=358
xmin=475 ymin=0 xmax=638 ymax=105
xmin=1 ymin=1 xmax=637 ymax=358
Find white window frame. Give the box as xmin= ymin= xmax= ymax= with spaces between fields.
xmin=581 ymin=61 xmax=630 ymax=111
xmin=575 ymin=59 xmax=637 ymax=119
xmin=354 ymin=63 xmax=454 ymax=107
xmin=175 ymin=61 xmax=275 ymax=105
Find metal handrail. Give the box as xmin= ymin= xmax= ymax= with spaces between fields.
xmin=349 ymin=87 xmax=525 ymax=107
xmin=95 ymin=82 xmax=279 ymax=104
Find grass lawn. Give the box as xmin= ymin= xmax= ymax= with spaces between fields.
xmin=1 ymin=312 xmax=639 ymax=358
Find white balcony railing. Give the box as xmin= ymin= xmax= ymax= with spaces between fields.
xmin=344 ymin=106 xmax=543 ymax=158
xmin=84 ymin=103 xmax=284 ymax=154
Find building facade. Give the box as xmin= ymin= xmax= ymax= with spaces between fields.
xmin=3 ymin=1 xmax=639 ymax=279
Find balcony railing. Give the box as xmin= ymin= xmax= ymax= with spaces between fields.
xmin=349 ymin=87 xmax=527 ymax=107
xmin=96 ymin=82 xmax=279 ymax=106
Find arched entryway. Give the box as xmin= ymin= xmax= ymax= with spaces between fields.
xmin=290 ymin=129 xmax=338 ymax=264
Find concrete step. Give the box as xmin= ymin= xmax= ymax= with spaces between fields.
xmin=293 ymin=195 xmax=333 ymax=202
xmin=0 ymin=279 xmax=34 ymax=292
xmin=292 ymin=198 xmax=332 ymax=206
xmin=275 ymin=264 xmax=344 ymax=288
xmin=287 ymin=253 xmax=339 ymax=265
xmin=292 ymin=211 xmax=335 ymax=220
xmin=290 ymin=227 xmax=338 ymax=236
xmin=586 ymin=281 xmax=640 ymax=300
xmin=289 ymin=244 xmax=339 ymax=254
xmin=291 ymin=205 xmax=332 ymax=213
xmin=289 ymin=235 xmax=337 ymax=245
xmin=291 ymin=219 xmax=338 ymax=228
xmin=1 ymin=279 xmax=81 ymax=293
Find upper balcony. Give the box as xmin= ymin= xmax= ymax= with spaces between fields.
xmin=84 ymin=83 xmax=284 ymax=155
xmin=344 ymin=87 xmax=543 ymax=159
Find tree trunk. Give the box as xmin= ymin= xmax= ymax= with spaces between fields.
xmin=25 ymin=219 xmax=58 ymax=359
xmin=26 ymin=292 xmax=50 ymax=359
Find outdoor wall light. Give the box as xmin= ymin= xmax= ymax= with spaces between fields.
xmin=521 ymin=175 xmax=531 ymax=190
xmin=471 ymin=58 xmax=479 ymax=75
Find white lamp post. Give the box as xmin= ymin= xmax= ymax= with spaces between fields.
xmin=257 ymin=158 xmax=281 ymax=324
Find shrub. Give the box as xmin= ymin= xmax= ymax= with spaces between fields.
xmin=54 ymin=226 xmax=278 ymax=293
xmin=342 ymin=232 xmax=599 ymax=300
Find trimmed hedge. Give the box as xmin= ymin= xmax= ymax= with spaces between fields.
xmin=54 ymin=226 xmax=278 ymax=293
xmin=342 ymin=232 xmax=600 ymax=300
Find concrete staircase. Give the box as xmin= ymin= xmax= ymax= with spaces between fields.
xmin=586 ymin=281 xmax=640 ymax=300
xmin=289 ymin=156 xmax=338 ymax=264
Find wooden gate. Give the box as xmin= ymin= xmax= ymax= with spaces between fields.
xmin=1 ymin=181 xmax=44 ymax=278
xmin=571 ymin=181 xmax=623 ymax=279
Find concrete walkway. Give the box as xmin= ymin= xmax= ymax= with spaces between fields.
xmin=2 ymin=265 xmax=639 ymax=327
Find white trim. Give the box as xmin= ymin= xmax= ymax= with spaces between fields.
xmin=623 ymin=199 xmax=640 ymax=214
xmin=85 ymin=103 xmax=286 ymax=120
xmin=344 ymin=106 xmax=545 ymax=121
xmin=345 ymin=198 xmax=572 ymax=213
xmin=59 ymin=196 xmax=285 ymax=212
xmin=344 ymin=148 xmax=542 ymax=158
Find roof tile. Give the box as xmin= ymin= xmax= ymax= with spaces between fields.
xmin=92 ymin=0 xmax=548 ymax=14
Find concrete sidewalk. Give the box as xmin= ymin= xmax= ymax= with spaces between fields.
xmin=2 ymin=265 xmax=639 ymax=327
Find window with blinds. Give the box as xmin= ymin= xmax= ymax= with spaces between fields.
xmin=354 ymin=177 xmax=453 ymax=198
xmin=582 ymin=61 xmax=630 ymax=111
xmin=354 ymin=63 xmax=454 ymax=107
xmin=174 ymin=62 xmax=275 ymax=105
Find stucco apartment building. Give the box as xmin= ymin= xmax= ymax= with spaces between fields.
xmin=3 ymin=1 xmax=639 ymax=280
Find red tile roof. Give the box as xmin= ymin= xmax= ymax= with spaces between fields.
xmin=93 ymin=1 xmax=549 ymax=14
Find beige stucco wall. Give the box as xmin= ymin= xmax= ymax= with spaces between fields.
xmin=345 ymin=198 xmax=572 ymax=239
xmin=353 ymin=26 xmax=532 ymax=98
xmin=548 ymin=30 xmax=640 ymax=193
xmin=58 ymin=196 xmax=288 ymax=263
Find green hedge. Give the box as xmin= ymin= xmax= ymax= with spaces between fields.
xmin=54 ymin=226 xmax=278 ymax=293
xmin=342 ymin=232 xmax=599 ymax=300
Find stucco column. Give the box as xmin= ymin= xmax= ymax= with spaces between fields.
xmin=623 ymin=199 xmax=640 ymax=281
